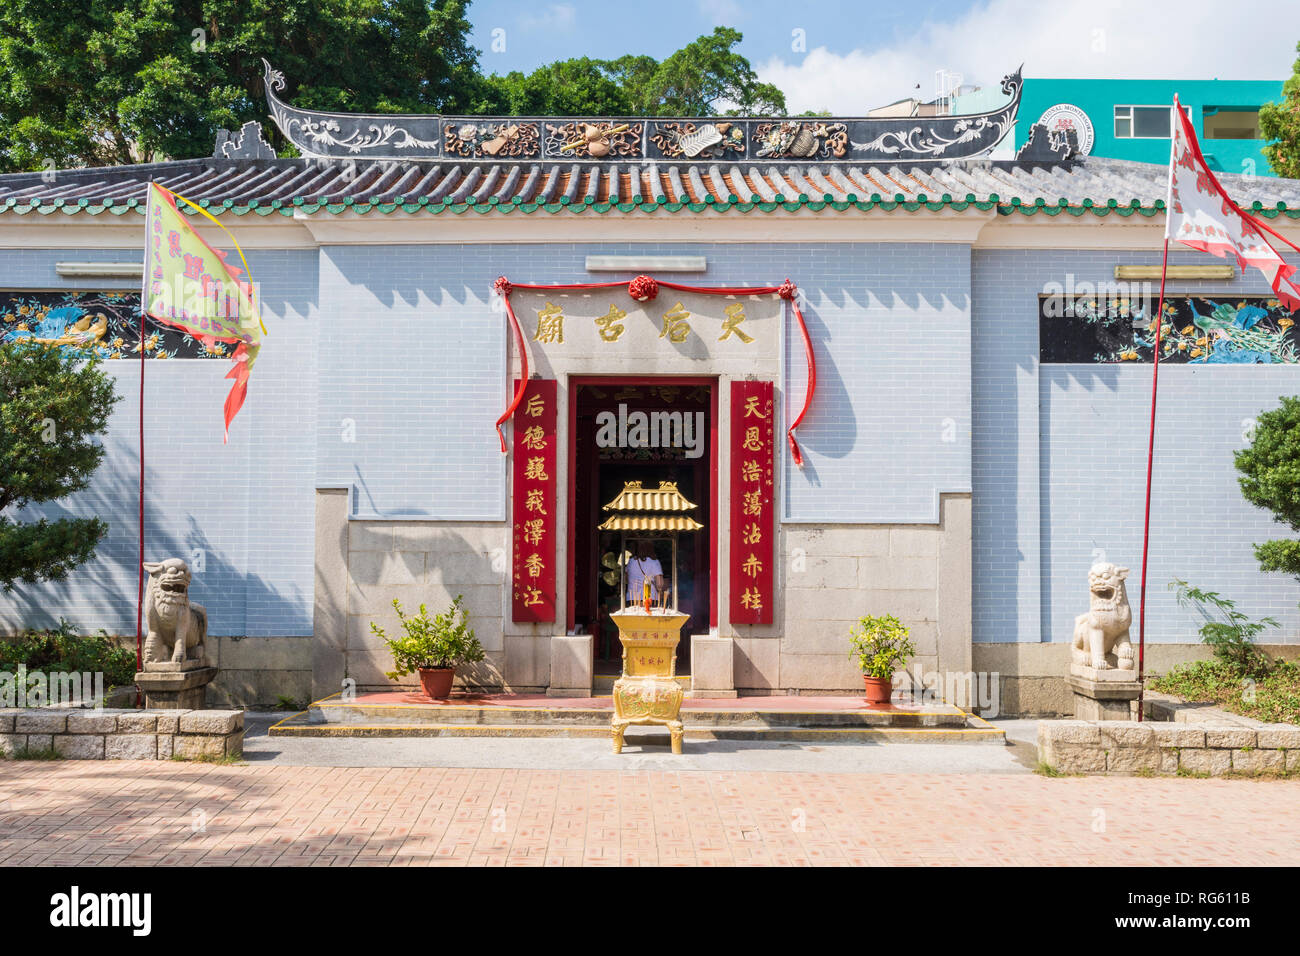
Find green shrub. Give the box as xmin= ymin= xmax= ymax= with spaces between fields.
xmin=372 ymin=597 xmax=485 ymax=678
xmin=0 ymin=618 xmax=136 ymax=689
xmin=1168 ymin=579 xmax=1276 ymax=677
xmin=847 ymin=614 xmax=915 ymax=680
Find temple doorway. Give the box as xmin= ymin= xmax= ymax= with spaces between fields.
xmin=569 ymin=378 xmax=716 ymax=675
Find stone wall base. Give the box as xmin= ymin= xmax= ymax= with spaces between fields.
xmin=0 ymin=708 xmax=243 ymax=760
xmin=1038 ymin=714 xmax=1300 ymax=776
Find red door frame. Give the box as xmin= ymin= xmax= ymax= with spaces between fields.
xmin=566 ymin=375 xmax=719 ymax=634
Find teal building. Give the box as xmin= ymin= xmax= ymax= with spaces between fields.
xmin=954 ymin=77 xmax=1284 ymax=175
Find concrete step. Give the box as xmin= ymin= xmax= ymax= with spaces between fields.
xmin=268 ymin=719 xmax=1005 ymax=744
xmin=268 ymin=691 xmax=1005 ymax=744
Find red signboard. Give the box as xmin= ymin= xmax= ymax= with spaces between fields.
xmin=511 ymin=379 xmax=557 ymax=622
xmin=729 ymin=380 xmax=775 ymax=625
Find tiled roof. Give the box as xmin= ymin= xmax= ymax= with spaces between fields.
xmin=1 ymin=155 xmax=1298 ymax=219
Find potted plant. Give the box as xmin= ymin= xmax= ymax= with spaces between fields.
xmin=848 ymin=614 xmax=915 ymax=705
xmin=371 ymin=596 xmax=484 ymax=699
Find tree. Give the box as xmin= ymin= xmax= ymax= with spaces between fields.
xmin=0 ymin=0 xmax=481 ymax=171
xmin=476 ymin=27 xmax=786 ymax=117
xmin=1260 ymin=40 xmax=1300 ymax=178
xmin=1235 ymin=395 xmax=1300 ymax=584
xmin=0 ymin=343 xmax=121 ymax=590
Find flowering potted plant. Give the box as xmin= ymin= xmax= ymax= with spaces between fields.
xmin=371 ymin=596 xmax=484 ymax=699
xmin=848 ymin=614 xmax=915 ymax=704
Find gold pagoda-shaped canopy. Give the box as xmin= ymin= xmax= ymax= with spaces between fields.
xmin=598 ymin=480 xmax=703 ymax=532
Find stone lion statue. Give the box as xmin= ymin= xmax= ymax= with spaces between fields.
xmin=1071 ymin=562 xmax=1134 ymax=671
xmin=143 ymin=558 xmax=208 ymax=667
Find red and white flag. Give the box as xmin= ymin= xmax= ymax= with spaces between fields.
xmin=1165 ymin=94 xmax=1300 ymax=311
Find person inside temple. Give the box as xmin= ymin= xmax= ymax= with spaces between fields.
xmin=625 ymin=539 xmax=667 ymax=606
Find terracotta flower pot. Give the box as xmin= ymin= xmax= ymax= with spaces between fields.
xmin=862 ymin=675 xmax=894 ymax=705
xmin=418 ymin=667 xmax=455 ymax=700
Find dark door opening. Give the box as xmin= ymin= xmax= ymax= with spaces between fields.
xmin=571 ymin=380 xmax=714 ymax=675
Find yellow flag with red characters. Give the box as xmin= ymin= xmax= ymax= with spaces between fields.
xmin=142 ymin=182 xmax=265 ymax=442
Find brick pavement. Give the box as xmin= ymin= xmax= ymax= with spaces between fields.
xmin=0 ymin=762 xmax=1296 ymax=866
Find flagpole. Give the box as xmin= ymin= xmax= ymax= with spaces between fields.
xmin=136 ymin=185 xmax=150 ymax=705
xmin=1137 ymin=98 xmax=1182 ymax=723
xmin=1137 ymin=237 xmax=1169 ymax=723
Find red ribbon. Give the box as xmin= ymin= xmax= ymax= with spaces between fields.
xmin=493 ymin=277 xmax=529 ymax=453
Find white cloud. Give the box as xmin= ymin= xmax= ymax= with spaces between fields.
xmin=759 ymin=0 xmax=1300 ymax=114
xmin=520 ymin=3 xmax=578 ymax=33
xmin=698 ymin=0 xmax=746 ymax=26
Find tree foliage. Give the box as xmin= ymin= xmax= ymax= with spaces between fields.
xmin=0 ymin=5 xmax=790 ymax=172
xmin=0 ymin=0 xmax=481 ymax=171
xmin=1235 ymin=395 xmax=1300 ymax=586
xmin=0 ymin=343 xmax=121 ymax=590
xmin=477 ymin=27 xmax=785 ymax=117
xmin=1260 ymin=40 xmax=1300 ymax=178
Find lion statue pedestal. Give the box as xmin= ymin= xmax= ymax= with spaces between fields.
xmin=134 ymin=558 xmax=218 ymax=710
xmin=1066 ymin=561 xmax=1142 ymax=720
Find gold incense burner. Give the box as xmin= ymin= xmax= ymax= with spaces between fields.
xmin=598 ymin=480 xmax=702 ymax=754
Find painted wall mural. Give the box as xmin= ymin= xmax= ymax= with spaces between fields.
xmin=0 ymin=291 xmax=227 ymax=359
xmin=1039 ymin=295 xmax=1300 ymax=364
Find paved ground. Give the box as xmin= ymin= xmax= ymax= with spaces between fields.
xmin=2 ymin=757 xmax=1297 ymax=866
xmin=2 ymin=718 xmax=1298 ymax=866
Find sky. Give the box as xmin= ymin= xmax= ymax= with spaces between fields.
xmin=465 ymin=0 xmax=1300 ymax=114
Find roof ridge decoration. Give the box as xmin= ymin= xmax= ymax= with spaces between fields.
xmin=262 ymin=59 xmax=1027 ymax=165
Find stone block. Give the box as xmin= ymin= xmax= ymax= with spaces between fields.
xmin=1231 ymin=748 xmax=1285 ymax=773
xmin=154 ymin=712 xmax=185 ymax=734
xmin=224 ymin=731 xmax=243 ymax=757
xmin=889 ymin=528 xmax=941 ymax=557
xmin=732 ymin=636 xmax=779 ymax=690
xmin=1151 ymin=725 xmax=1205 ymax=747
xmin=782 ymin=588 xmax=862 ymax=624
xmin=857 ymin=589 xmax=936 ymax=623
xmin=15 ymin=711 xmax=69 ymax=734
xmin=547 ymin=635 xmax=593 ymax=697
xmin=1255 ymin=725 xmax=1300 ymax=749
xmin=690 ymin=636 xmax=734 ymax=695
xmin=173 ymin=734 xmax=226 ymax=759
xmin=1287 ymin=750 xmax=1300 ymax=772
xmin=1100 ymin=724 xmax=1156 ymax=747
xmin=0 ymin=734 xmax=18 ymax=756
xmin=53 ymin=735 xmax=104 ymax=759
xmin=785 ymin=555 xmax=858 ymax=590
xmin=105 ymin=735 xmax=157 ymax=760
xmin=1107 ymin=747 xmax=1160 ymax=773
xmin=0 ymin=710 xmax=16 ymax=733
xmin=157 ymin=735 xmax=174 ymax=760
xmin=25 ymin=734 xmax=52 ymax=750
xmin=1205 ymin=729 xmax=1257 ymax=749
xmin=1039 ymin=720 xmax=1102 ymax=745
xmin=784 ymin=526 xmax=889 ymax=558
xmin=1178 ymin=748 xmax=1232 ymax=775
xmin=857 ymin=555 xmax=937 ymax=591
xmin=1046 ymin=743 xmax=1107 ymax=773
xmin=1159 ymin=748 xmax=1180 ymax=773
xmin=503 ymin=634 xmax=549 ymax=690
xmin=178 ymin=710 xmax=243 ymax=735
xmin=777 ymin=653 xmax=863 ymax=691
xmin=349 ymin=549 xmax=425 ymax=587
xmin=65 ymin=712 xmax=118 ymax=734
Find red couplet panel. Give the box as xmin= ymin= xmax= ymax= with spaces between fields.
xmin=512 ymin=379 xmax=557 ymax=622
xmin=729 ymin=380 xmax=775 ymax=625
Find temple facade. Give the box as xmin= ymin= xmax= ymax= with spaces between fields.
xmin=3 ymin=74 xmax=1300 ymax=713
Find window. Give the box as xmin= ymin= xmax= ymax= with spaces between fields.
xmin=1114 ymin=105 xmax=1191 ymax=139
xmin=1202 ymin=107 xmax=1261 ymax=140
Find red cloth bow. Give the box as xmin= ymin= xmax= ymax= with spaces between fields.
xmin=777 ymin=279 xmax=797 ymax=300
xmin=628 ymin=275 xmax=659 ymax=301
xmin=492 ymin=276 xmax=513 ymax=297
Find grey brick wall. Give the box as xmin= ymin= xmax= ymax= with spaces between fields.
xmin=0 ymin=247 xmax=318 ymax=638
xmin=973 ymin=247 xmax=1300 ymax=646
